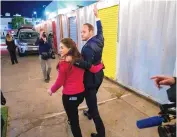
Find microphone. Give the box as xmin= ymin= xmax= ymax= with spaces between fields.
xmin=137 ymin=116 xmax=164 ymax=129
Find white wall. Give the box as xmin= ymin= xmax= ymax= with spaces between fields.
xmin=1 ymin=18 xmax=12 ymax=25
xmin=0 ymin=18 xmax=12 ymax=36
xmin=117 ymin=0 xmax=176 ymax=103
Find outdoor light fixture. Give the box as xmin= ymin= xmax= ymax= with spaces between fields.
xmin=77 ymin=5 xmax=84 ymax=8
xmin=45 ymin=11 xmax=50 ymax=15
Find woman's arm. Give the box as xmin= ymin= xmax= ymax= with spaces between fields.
xmin=50 ymin=63 xmax=67 ymax=93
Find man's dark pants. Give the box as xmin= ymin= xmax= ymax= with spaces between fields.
xmin=85 ymin=70 xmax=105 ymax=137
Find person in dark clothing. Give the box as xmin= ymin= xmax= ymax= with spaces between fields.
xmin=1 ymin=91 xmax=6 ymax=137
xmin=48 ymin=33 xmax=56 ymax=59
xmin=36 ymin=31 xmax=52 ymax=83
xmin=6 ymin=34 xmax=18 ymax=65
xmin=47 ymin=33 xmax=53 ymax=48
xmin=67 ymin=5 xmax=105 ymax=137
xmin=1 ymin=91 xmax=6 ymax=105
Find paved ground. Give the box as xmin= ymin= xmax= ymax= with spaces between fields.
xmin=1 ymin=54 xmax=159 ymax=137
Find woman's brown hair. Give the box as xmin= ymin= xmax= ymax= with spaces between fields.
xmin=56 ymin=38 xmax=82 ymax=70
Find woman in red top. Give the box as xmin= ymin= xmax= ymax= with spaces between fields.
xmin=48 ymin=38 xmax=103 ymax=137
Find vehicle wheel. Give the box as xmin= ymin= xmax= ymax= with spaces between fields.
xmin=18 ymin=49 xmax=25 ymax=57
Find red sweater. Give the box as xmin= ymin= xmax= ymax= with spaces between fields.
xmin=51 ymin=61 xmax=103 ymax=95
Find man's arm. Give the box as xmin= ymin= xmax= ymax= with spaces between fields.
xmin=94 ymin=5 xmax=104 ymax=41
xmin=74 ymin=58 xmax=104 ymax=73
xmin=95 ymin=19 xmax=103 ymax=41
xmin=151 ymin=75 xmax=176 ymax=102
xmin=151 ymin=75 xmax=176 ymax=89
xmin=74 ymin=59 xmax=92 ymax=70
xmin=75 ymin=46 xmax=95 ymax=70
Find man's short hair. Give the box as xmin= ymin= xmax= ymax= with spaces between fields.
xmin=83 ymin=23 xmax=94 ymax=32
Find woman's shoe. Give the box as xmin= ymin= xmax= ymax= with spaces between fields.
xmin=47 ymin=74 xmax=50 ymax=81
xmin=91 ymin=133 xmax=98 ymax=137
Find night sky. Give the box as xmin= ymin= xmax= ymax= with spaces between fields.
xmin=1 ymin=1 xmax=52 ymax=18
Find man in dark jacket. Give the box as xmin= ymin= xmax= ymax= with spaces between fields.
xmin=74 ymin=5 xmax=105 ymax=137
xmin=36 ymin=31 xmax=52 ymax=83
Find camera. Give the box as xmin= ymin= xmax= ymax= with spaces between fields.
xmin=137 ymin=88 xmax=176 ymax=137
xmin=42 ymin=32 xmax=47 ymax=38
xmin=158 ymin=103 xmax=176 ymax=137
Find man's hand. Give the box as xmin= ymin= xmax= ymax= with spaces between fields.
xmin=151 ymin=75 xmax=175 ymax=89
xmin=93 ymin=4 xmax=98 ymax=18
xmin=65 ymin=56 xmax=73 ymax=62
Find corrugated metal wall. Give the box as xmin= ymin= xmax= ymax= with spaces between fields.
xmin=69 ymin=16 xmax=77 ymax=44
xmin=56 ymin=15 xmax=61 ymax=53
xmin=44 ymin=23 xmax=47 ymax=34
xmin=62 ymin=15 xmax=69 ymax=38
xmin=47 ymin=20 xmax=52 ymax=34
xmin=52 ymin=20 xmax=58 ymax=52
xmin=98 ymin=5 xmax=119 ymax=80
xmin=116 ymin=0 xmax=176 ymax=103
xmin=76 ymin=4 xmax=96 ymax=52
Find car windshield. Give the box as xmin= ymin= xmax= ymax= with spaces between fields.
xmin=0 ymin=37 xmax=5 ymax=44
xmin=19 ymin=32 xmax=38 ymax=39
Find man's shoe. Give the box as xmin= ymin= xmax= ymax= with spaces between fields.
xmin=47 ymin=74 xmax=50 ymax=81
xmin=44 ymin=79 xmax=49 ymax=83
xmin=91 ymin=133 xmax=98 ymax=137
xmin=83 ymin=110 xmax=92 ymax=120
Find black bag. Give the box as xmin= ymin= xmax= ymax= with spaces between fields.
xmin=41 ymin=52 xmax=49 ymax=60
xmin=49 ymin=49 xmax=55 ymax=59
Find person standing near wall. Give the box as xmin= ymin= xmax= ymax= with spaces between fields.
xmin=73 ymin=5 xmax=105 ymax=137
xmin=48 ymin=32 xmax=56 ymax=59
xmin=47 ymin=32 xmax=53 ymax=48
xmin=6 ymin=33 xmax=18 ymax=65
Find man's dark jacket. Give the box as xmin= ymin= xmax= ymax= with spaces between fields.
xmin=167 ymin=77 xmax=176 ymax=102
xmin=77 ymin=20 xmax=104 ymax=88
